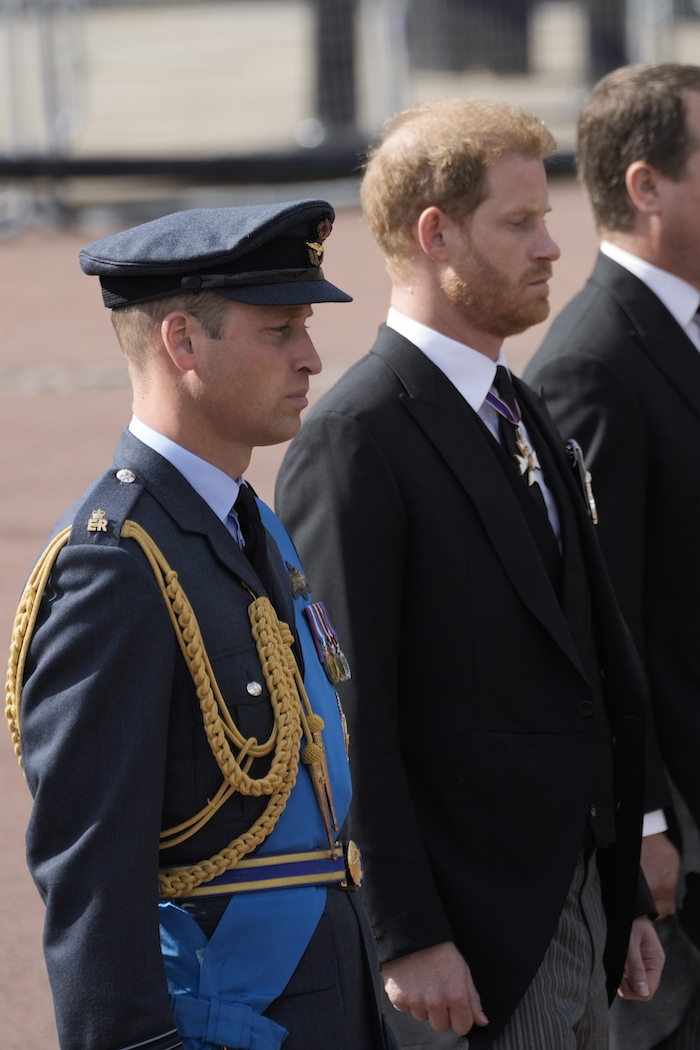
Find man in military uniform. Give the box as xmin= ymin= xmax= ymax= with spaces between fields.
xmin=6 ymin=201 xmax=397 ymax=1050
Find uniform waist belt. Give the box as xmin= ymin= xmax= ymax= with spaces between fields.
xmin=164 ymin=841 xmax=363 ymax=899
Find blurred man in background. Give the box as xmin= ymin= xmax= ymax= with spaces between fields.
xmin=525 ymin=63 xmax=700 ymax=1050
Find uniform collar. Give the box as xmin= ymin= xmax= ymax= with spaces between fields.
xmin=128 ymin=415 xmax=242 ymax=523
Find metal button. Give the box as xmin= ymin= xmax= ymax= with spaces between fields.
xmin=246 ymin=681 xmax=263 ymax=696
xmin=577 ymin=701 xmax=594 ymax=717
xmin=116 ymin=469 xmax=136 ymax=484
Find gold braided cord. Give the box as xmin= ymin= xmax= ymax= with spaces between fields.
xmin=4 ymin=518 xmax=324 ymax=900
xmin=158 ymin=593 xmax=307 ymax=895
xmin=6 ymin=527 xmax=72 ymax=769
xmin=119 ymin=520 xmax=311 ymax=898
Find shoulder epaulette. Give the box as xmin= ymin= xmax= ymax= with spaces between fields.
xmin=66 ymin=467 xmax=145 ymax=548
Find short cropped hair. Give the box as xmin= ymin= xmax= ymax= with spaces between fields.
xmin=360 ymin=97 xmax=556 ymax=277
xmin=577 ymin=63 xmax=700 ymax=232
xmin=111 ymin=291 xmax=232 ymax=375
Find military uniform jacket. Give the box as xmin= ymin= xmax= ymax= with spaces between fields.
xmin=18 ymin=429 xmax=357 ymax=1050
xmin=275 ymin=325 xmax=650 ymax=1049
xmin=524 ymin=250 xmax=696 ymax=826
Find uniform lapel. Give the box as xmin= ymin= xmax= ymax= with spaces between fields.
xmin=593 ymin=253 xmax=700 ymax=423
xmin=113 ymin=430 xmax=289 ymax=612
xmin=114 ymin=429 xmax=305 ymax=681
xmin=372 ymin=330 xmax=586 ymax=679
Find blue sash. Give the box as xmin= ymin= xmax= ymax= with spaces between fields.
xmin=159 ymin=501 xmax=352 ymax=1050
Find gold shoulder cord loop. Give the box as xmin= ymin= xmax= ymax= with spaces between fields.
xmin=6 ymin=520 xmax=337 ymax=900
xmin=6 ymin=527 xmax=72 ymax=766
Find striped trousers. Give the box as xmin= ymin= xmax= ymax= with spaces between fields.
xmin=383 ymin=851 xmax=608 ymax=1050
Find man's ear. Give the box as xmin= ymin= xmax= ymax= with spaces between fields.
xmin=160 ymin=311 xmax=200 ymax=372
xmin=625 ymin=161 xmax=663 ymax=216
xmin=415 ymin=206 xmax=453 ymax=262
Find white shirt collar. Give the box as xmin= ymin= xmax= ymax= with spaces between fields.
xmin=128 ymin=415 xmax=242 ymax=523
xmin=386 ymin=307 xmax=509 ymax=412
xmin=385 ymin=308 xmax=561 ymax=543
xmin=601 ymin=240 xmax=700 ymax=331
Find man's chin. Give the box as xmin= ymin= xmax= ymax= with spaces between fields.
xmin=523 ymin=298 xmax=551 ymax=329
xmin=494 ymin=302 xmax=550 ymax=339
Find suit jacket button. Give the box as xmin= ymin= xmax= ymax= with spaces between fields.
xmin=577 ymin=700 xmax=594 ymax=717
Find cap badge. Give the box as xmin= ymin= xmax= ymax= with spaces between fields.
xmin=317 ymin=218 xmax=333 ymax=241
xmin=306 ymin=240 xmax=324 ymax=267
xmin=306 ymin=217 xmax=333 ymax=267
xmin=87 ymin=509 xmax=108 ymax=533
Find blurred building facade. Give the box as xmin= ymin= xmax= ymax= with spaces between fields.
xmin=1 ymin=0 xmax=699 ymax=228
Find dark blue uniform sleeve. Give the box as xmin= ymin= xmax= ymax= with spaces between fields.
xmin=20 ymin=540 xmax=184 ymax=1050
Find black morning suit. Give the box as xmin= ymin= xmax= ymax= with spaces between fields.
xmin=275 ymin=324 xmax=651 ymax=1048
xmin=525 ymin=250 xmax=700 ymax=1044
xmin=525 ymin=251 xmax=699 ymax=826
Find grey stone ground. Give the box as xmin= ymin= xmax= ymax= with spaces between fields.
xmin=0 ymin=173 xmax=598 ymax=1049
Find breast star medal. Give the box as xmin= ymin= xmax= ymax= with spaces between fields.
xmin=514 ymin=426 xmax=542 ymax=487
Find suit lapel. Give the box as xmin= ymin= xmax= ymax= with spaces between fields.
xmin=593 ymin=253 xmax=700 ymax=423
xmin=517 ymin=382 xmax=596 ymax=668
xmin=372 ymin=330 xmax=586 ymax=678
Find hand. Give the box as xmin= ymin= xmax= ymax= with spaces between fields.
xmin=641 ymin=832 xmax=681 ymax=920
xmin=617 ymin=916 xmax=665 ymax=1000
xmin=382 ymin=940 xmax=489 ymax=1036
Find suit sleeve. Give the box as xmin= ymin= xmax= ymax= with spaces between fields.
xmin=276 ymin=408 xmax=456 ymax=964
xmin=526 ymin=349 xmax=668 ymax=813
xmin=20 ymin=541 xmax=183 ymax=1050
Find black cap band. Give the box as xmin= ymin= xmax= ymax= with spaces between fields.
xmin=179 ymin=267 xmax=325 ymax=291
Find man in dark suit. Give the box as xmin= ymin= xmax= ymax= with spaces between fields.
xmin=6 ymin=202 xmax=398 ymax=1050
xmin=525 ymin=64 xmax=700 ymax=1050
xmin=275 ymin=98 xmax=665 ymax=1049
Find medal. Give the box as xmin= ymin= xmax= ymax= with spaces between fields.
xmin=324 ymin=651 xmax=341 ymax=684
xmin=304 ymin=601 xmax=352 ymax=682
xmin=337 ymin=694 xmax=350 ymax=756
xmin=285 ymin=560 xmax=310 ymax=599
xmin=566 ymin=439 xmax=599 ymax=525
xmin=335 ymin=650 xmax=351 ymax=681
xmin=515 ymin=426 xmax=542 ymax=487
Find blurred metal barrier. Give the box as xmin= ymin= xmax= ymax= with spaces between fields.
xmin=0 ymin=0 xmax=699 ymax=232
